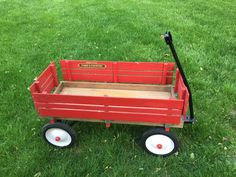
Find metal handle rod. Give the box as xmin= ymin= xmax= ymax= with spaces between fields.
xmin=164 ymin=32 xmax=195 ymax=121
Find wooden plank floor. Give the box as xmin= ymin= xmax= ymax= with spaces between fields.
xmin=56 ymin=81 xmax=175 ymax=100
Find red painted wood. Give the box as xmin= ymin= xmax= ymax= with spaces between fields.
xmin=161 ymin=63 xmax=168 ymax=84
xmin=60 ymin=60 xmax=175 ymax=84
xmin=61 ymin=68 xmax=112 ymax=75
xmin=39 ymin=108 xmax=104 ymax=119
xmin=30 ymin=83 xmax=37 ymax=93
xmin=183 ymin=91 xmax=189 ymax=117
xmin=65 ymin=61 xmax=72 ymax=81
xmin=35 ymin=102 xmax=182 ymax=116
xmin=32 ymin=94 xmax=184 ymax=109
xmin=36 ymin=67 xmax=52 ymax=84
xmin=117 ymin=70 xmax=167 ymax=76
xmin=70 ymin=74 xmax=113 ymax=82
xmin=42 ymin=81 xmax=55 ymax=93
xmin=174 ymin=69 xmax=180 ymax=92
xmin=38 ymin=108 xmax=181 ymax=124
xmin=113 ymin=62 xmax=118 ymax=82
xmin=29 ymin=62 xmax=58 ymax=93
xmin=174 ymin=68 xmax=190 ymax=117
xmin=117 ymin=75 xmax=162 ymax=84
xmin=35 ymin=102 xmax=104 ymax=111
xmin=60 ymin=60 xmax=113 ymax=69
xmin=61 ymin=69 xmax=173 ymax=77
xmin=166 ymin=63 xmax=175 ymax=84
xmin=117 ymin=62 xmax=165 ymax=71
xmin=108 ymin=106 xmax=182 ymax=115
xmin=50 ymin=62 xmax=59 ymax=86
xmin=40 ymin=75 xmax=54 ymax=91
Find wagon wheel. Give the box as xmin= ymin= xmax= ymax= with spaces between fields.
xmin=42 ymin=122 xmax=76 ymax=148
xmin=140 ymin=128 xmax=179 ymax=157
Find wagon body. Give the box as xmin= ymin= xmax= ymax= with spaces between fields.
xmin=30 ymin=60 xmax=189 ymax=128
xmin=29 ymin=32 xmax=195 ymax=156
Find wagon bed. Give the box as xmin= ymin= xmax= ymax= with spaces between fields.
xmin=56 ymin=81 xmax=175 ymax=99
xmin=30 ymin=60 xmax=189 ymax=128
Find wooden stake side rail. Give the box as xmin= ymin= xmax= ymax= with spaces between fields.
xmin=33 ymin=93 xmax=183 ymax=125
xmin=30 ymin=61 xmax=190 ymax=128
xmin=60 ymin=60 xmax=175 ymax=84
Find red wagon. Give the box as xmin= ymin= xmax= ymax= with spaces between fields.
xmin=30 ymin=32 xmax=195 ymax=156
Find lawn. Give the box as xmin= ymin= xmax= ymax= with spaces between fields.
xmin=0 ymin=0 xmax=235 ymax=176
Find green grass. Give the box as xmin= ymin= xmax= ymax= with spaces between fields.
xmin=0 ymin=0 xmax=235 ymax=176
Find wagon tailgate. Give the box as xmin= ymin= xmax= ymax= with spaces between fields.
xmin=33 ymin=94 xmax=184 ymax=125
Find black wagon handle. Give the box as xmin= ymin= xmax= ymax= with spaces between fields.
xmin=164 ymin=32 xmax=195 ymax=123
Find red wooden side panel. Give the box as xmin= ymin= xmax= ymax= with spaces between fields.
xmin=174 ymin=69 xmax=189 ymax=117
xmin=60 ymin=60 xmax=113 ymax=82
xmin=60 ymin=60 xmax=175 ymax=84
xmin=29 ymin=62 xmax=58 ymax=94
xmin=32 ymin=94 xmax=184 ymax=109
xmin=32 ymin=93 xmax=184 ymax=124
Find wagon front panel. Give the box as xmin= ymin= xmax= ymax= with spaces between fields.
xmin=174 ymin=69 xmax=189 ymax=117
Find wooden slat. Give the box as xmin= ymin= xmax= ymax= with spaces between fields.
xmin=35 ymin=102 xmax=181 ymax=116
xmin=40 ymin=74 xmax=54 ymax=91
xmin=117 ymin=75 xmax=162 ymax=84
xmin=113 ymin=62 xmax=118 ymax=82
xmin=174 ymin=69 xmax=180 ymax=92
xmin=39 ymin=108 xmax=104 ymax=119
xmin=61 ymin=68 xmax=112 ymax=75
xmin=60 ymin=60 xmax=113 ymax=69
xmin=117 ymin=62 xmax=165 ymax=70
xmin=50 ymin=62 xmax=59 ymax=86
xmin=166 ymin=63 xmax=175 ymax=84
xmin=108 ymin=106 xmax=181 ymax=115
xmin=38 ymin=108 xmax=181 ymax=124
xmin=183 ymin=88 xmax=189 ymax=117
xmin=161 ymin=63 xmax=169 ymax=84
xmin=70 ymin=74 xmax=113 ymax=82
xmin=32 ymin=94 xmax=184 ymax=109
xmin=117 ymin=70 xmax=166 ymax=76
xmin=36 ymin=67 xmax=52 ymax=84
xmin=42 ymin=80 xmax=55 ymax=93
xmin=106 ymin=111 xmax=181 ymax=124
xmin=35 ymin=102 xmax=104 ymax=111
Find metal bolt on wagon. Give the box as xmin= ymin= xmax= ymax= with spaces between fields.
xmin=29 ymin=32 xmax=195 ymax=157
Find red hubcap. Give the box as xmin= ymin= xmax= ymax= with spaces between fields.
xmin=156 ymin=144 xmax=162 ymax=149
xmin=55 ymin=136 xmax=61 ymax=141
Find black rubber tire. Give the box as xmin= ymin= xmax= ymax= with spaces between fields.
xmin=140 ymin=128 xmax=179 ymax=157
xmin=42 ymin=122 xmax=77 ymax=148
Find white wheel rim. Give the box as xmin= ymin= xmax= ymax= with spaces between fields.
xmin=45 ymin=128 xmax=72 ymax=147
xmin=145 ymin=134 xmax=175 ymax=155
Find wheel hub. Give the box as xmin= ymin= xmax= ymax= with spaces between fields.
xmin=156 ymin=144 xmax=163 ymax=149
xmin=55 ymin=136 xmax=61 ymax=142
